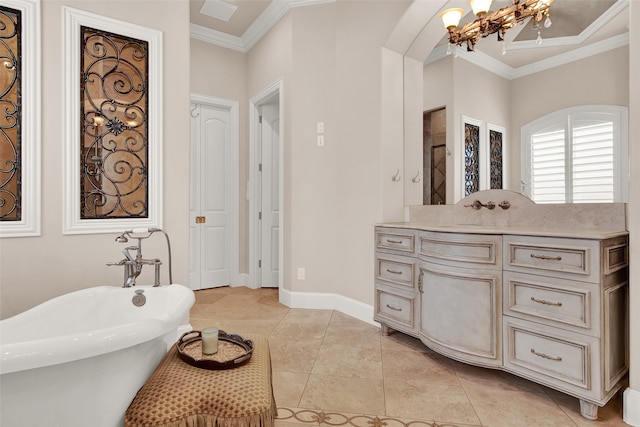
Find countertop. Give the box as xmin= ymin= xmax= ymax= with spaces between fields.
xmin=376 ymin=222 xmax=629 ymax=240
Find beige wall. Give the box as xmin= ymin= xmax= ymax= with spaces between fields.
xmin=0 ymin=0 xmax=191 ymax=319
xmin=193 ymin=1 xmax=408 ymax=303
xmin=285 ymin=1 xmax=408 ymax=301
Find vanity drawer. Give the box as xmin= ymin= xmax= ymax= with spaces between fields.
xmin=376 ymin=228 xmax=416 ymax=254
xmin=504 ymin=272 xmax=598 ymax=335
xmin=375 ymin=255 xmax=415 ymax=289
xmin=375 ymin=287 xmax=416 ymax=331
xmin=504 ymin=235 xmax=599 ymax=282
xmin=418 ymin=231 xmax=501 ymax=270
xmin=504 ymin=317 xmax=600 ymax=398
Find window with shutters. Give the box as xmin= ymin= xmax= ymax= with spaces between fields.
xmin=521 ymin=106 xmax=628 ymax=204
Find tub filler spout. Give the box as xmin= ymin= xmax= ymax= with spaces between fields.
xmin=108 ymin=228 xmax=173 ymax=287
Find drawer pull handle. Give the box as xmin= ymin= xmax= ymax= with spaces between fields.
xmin=531 ymin=348 xmax=562 ymax=362
xmin=530 ymin=253 xmax=562 ymax=261
xmin=386 ymin=304 xmax=402 ymax=312
xmin=386 ymin=239 xmax=403 ymax=244
xmin=386 ymin=269 xmax=403 ymax=275
xmin=530 ymin=296 xmax=563 ymax=307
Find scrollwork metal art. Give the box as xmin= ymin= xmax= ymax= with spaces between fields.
xmin=489 ymin=129 xmax=503 ymax=190
xmin=80 ymin=26 xmax=149 ymax=219
xmin=464 ymin=122 xmax=480 ymax=196
xmin=0 ymin=6 xmax=21 ymax=221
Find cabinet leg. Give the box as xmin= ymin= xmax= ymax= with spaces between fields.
xmin=381 ymin=324 xmax=391 ymax=336
xmin=579 ymin=400 xmax=598 ymax=420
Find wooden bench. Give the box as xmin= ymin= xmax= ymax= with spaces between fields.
xmin=124 ymin=334 xmax=276 ymax=427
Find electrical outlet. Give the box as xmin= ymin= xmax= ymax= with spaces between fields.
xmin=317 ymin=135 xmax=325 ymax=147
xmin=317 ymin=122 xmax=325 ymax=133
xmin=297 ymin=267 xmax=305 ymax=280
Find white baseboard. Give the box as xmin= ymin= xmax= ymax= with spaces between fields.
xmin=279 ymin=288 xmax=377 ymax=327
xmin=235 ymin=273 xmax=252 ymax=288
xmin=624 ymin=387 xmax=640 ymax=426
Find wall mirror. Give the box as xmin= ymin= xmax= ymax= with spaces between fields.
xmin=403 ymin=0 xmax=629 ymax=206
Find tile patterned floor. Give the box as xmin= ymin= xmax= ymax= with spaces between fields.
xmin=189 ymin=286 xmax=628 ymax=427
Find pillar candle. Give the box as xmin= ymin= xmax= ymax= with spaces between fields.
xmin=201 ymin=327 xmax=219 ymax=355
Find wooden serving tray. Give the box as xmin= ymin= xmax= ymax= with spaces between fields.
xmin=176 ymin=330 xmax=254 ymax=370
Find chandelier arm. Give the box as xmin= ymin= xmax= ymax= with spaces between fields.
xmin=443 ymin=0 xmax=552 ymax=51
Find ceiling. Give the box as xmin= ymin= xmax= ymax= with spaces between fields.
xmin=190 ymin=0 xmax=629 ymax=74
xmin=190 ymin=0 xmax=271 ymax=38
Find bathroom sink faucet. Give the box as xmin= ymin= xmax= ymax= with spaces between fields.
xmin=464 ymin=199 xmax=496 ymax=210
xmin=107 ymin=228 xmax=173 ymax=287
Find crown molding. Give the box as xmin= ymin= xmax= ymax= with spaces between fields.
xmin=190 ymin=0 xmax=335 ymax=52
xmin=509 ymin=32 xmax=629 ymax=79
xmin=425 ymin=32 xmax=629 ymax=80
xmin=508 ymin=0 xmax=628 ymax=51
xmin=190 ymin=23 xmax=246 ymax=52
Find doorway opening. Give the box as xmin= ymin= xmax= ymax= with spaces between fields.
xmin=250 ymin=81 xmax=283 ymax=289
xmin=423 ymin=107 xmax=447 ymax=205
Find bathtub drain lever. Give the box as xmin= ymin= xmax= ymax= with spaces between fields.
xmin=132 ymin=289 xmax=146 ymax=307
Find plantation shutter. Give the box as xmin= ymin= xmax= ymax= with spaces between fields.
xmin=531 ymin=126 xmax=565 ymax=203
xmin=525 ymin=106 xmax=625 ymax=204
xmin=571 ymin=120 xmax=614 ymax=203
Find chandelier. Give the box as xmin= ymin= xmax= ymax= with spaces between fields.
xmin=440 ymin=0 xmax=554 ymax=53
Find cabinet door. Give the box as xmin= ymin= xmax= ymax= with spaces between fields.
xmin=418 ymin=261 xmax=502 ymax=367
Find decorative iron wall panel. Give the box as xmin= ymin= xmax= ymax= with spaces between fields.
xmin=489 ymin=129 xmax=503 ymax=190
xmin=80 ymin=26 xmax=149 ymax=219
xmin=0 ymin=6 xmax=21 ymax=221
xmin=431 ymin=145 xmax=446 ymax=205
xmin=464 ymin=122 xmax=480 ymax=196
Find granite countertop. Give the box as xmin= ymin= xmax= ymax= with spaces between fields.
xmin=376 ymin=222 xmax=629 ymax=240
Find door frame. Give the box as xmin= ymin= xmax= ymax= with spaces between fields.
xmin=189 ymin=93 xmax=240 ymax=288
xmin=249 ymin=80 xmax=284 ymax=289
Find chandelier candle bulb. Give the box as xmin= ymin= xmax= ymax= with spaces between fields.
xmin=201 ymin=327 xmax=219 ymax=355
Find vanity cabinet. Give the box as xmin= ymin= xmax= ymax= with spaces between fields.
xmin=502 ymin=234 xmax=629 ymax=419
xmin=374 ymin=226 xmax=628 ymax=420
xmin=374 ymin=228 xmax=419 ymax=336
xmin=417 ymin=231 xmax=503 ymax=368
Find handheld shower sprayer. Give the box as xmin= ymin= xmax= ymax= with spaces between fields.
xmin=110 ymin=228 xmax=173 ymax=286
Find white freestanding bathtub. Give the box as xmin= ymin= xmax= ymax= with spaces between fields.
xmin=0 ymin=284 xmax=195 ymax=427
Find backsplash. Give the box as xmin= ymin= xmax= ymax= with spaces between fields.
xmin=407 ymin=189 xmax=627 ymax=232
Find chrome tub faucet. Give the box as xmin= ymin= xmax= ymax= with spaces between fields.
xmin=107 ymin=228 xmax=173 ymax=287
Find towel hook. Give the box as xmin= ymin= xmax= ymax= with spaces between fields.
xmin=411 ymin=171 xmax=421 ymax=183
xmin=392 ymin=169 xmax=401 ymax=182
xmin=190 ymin=104 xmax=199 ymax=118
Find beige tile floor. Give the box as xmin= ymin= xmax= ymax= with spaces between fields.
xmin=189 ymin=286 xmax=628 ymax=427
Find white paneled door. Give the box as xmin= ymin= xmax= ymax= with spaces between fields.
xmin=259 ymin=104 xmax=280 ymax=288
xmin=189 ymin=100 xmax=237 ymax=290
